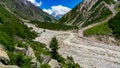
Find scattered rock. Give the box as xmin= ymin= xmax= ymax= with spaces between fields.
xmin=48 ymin=59 xmax=61 ymax=68
xmin=41 ymin=54 xmax=51 ymax=64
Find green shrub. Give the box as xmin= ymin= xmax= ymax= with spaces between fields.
xmin=0 ymin=17 xmax=3 ymax=24
xmin=65 ymin=56 xmax=81 ymax=68
xmin=26 ymin=41 xmax=50 ymax=62
xmin=108 ymin=12 xmax=120 ymax=39
xmin=0 ymin=31 xmax=15 ymax=51
xmin=40 ymin=64 xmax=51 ymax=68
xmin=8 ymin=52 xmax=31 ymax=68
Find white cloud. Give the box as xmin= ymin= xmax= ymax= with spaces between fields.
xmin=43 ymin=5 xmax=71 ymax=18
xmin=27 ymin=0 xmax=42 ymax=7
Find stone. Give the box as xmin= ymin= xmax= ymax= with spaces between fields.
xmin=15 ymin=46 xmax=26 ymax=54
xmin=48 ymin=59 xmax=61 ymax=68
xmin=0 ymin=49 xmax=10 ymax=64
xmin=25 ymin=45 xmax=37 ymax=63
xmin=0 ymin=65 xmax=20 ymax=68
xmin=25 ymin=45 xmax=40 ymax=68
xmin=41 ymin=54 xmax=51 ymax=64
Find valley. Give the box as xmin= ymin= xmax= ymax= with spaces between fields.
xmin=0 ymin=0 xmax=120 ymax=68
xmin=24 ymin=21 xmax=120 ymax=68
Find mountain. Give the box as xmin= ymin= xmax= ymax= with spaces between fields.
xmin=58 ymin=0 xmax=118 ymax=27
xmin=0 ymin=0 xmax=80 ymax=68
xmin=0 ymin=0 xmax=56 ymax=22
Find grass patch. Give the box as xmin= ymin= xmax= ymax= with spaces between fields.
xmin=84 ymin=23 xmax=111 ymax=36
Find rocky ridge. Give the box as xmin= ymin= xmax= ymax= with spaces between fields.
xmin=58 ymin=0 xmax=118 ymax=27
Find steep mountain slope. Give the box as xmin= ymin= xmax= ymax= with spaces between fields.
xmin=0 ymin=0 xmax=56 ymax=22
xmin=58 ymin=0 xmax=118 ymax=27
xmin=0 ymin=2 xmax=80 ymax=68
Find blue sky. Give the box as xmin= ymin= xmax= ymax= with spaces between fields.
xmin=36 ymin=0 xmax=82 ymax=9
xmin=27 ymin=0 xmax=82 ymax=18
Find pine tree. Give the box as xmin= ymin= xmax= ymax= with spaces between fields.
xmin=50 ymin=37 xmax=59 ymax=59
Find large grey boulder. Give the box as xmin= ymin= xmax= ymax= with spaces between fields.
xmin=25 ymin=45 xmax=37 ymax=63
xmin=48 ymin=59 xmax=61 ymax=68
xmin=0 ymin=49 xmax=10 ymax=64
xmin=25 ymin=45 xmax=40 ymax=68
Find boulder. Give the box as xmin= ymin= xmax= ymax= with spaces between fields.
xmin=41 ymin=54 xmax=51 ymax=64
xmin=15 ymin=46 xmax=26 ymax=54
xmin=25 ymin=45 xmax=37 ymax=63
xmin=0 ymin=61 xmax=19 ymax=68
xmin=48 ymin=59 xmax=61 ymax=68
xmin=25 ymin=45 xmax=40 ymax=68
xmin=0 ymin=49 xmax=10 ymax=64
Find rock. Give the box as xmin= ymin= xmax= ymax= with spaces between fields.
xmin=0 ymin=61 xmax=19 ymax=68
xmin=0 ymin=49 xmax=10 ymax=64
xmin=48 ymin=59 xmax=61 ymax=68
xmin=25 ymin=45 xmax=37 ymax=63
xmin=25 ymin=45 xmax=40 ymax=68
xmin=15 ymin=46 xmax=26 ymax=54
xmin=31 ymin=61 xmax=40 ymax=68
xmin=41 ymin=54 xmax=51 ymax=64
xmin=0 ymin=65 xmax=20 ymax=68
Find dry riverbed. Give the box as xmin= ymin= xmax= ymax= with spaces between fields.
xmin=25 ymin=23 xmax=120 ymax=68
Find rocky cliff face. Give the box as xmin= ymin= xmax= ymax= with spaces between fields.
xmin=58 ymin=0 xmax=117 ymax=27
xmin=0 ymin=0 xmax=56 ymax=22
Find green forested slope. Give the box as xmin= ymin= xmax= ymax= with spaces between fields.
xmin=0 ymin=4 xmax=81 ymax=68
xmin=0 ymin=4 xmax=37 ymax=51
xmin=108 ymin=12 xmax=120 ymax=39
xmin=58 ymin=0 xmax=115 ymax=27
xmin=84 ymin=11 xmax=120 ymax=40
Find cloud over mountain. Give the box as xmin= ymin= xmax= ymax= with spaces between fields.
xmin=43 ymin=5 xmax=71 ymax=19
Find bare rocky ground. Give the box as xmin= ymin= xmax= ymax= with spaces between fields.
xmin=25 ymin=23 xmax=120 ymax=68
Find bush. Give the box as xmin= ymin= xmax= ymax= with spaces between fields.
xmin=8 ymin=52 xmax=31 ymax=68
xmin=0 ymin=31 xmax=15 ymax=51
xmin=0 ymin=17 xmax=3 ymax=24
xmin=64 ymin=56 xmax=81 ymax=68
xmin=108 ymin=12 xmax=120 ymax=39
xmin=40 ymin=64 xmax=51 ymax=68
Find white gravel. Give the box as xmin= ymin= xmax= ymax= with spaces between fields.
xmin=25 ymin=23 xmax=120 ymax=68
